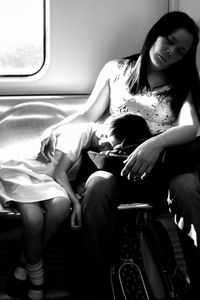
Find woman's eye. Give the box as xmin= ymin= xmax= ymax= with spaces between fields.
xmin=177 ymin=48 xmax=185 ymax=56
xmin=166 ymin=36 xmax=173 ymax=44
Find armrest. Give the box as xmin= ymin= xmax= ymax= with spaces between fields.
xmin=117 ymin=203 xmax=153 ymax=211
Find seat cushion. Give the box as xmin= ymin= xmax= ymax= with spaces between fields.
xmin=0 ymin=101 xmax=67 ymax=160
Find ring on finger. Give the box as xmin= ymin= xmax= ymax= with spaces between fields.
xmin=133 ymin=176 xmax=137 ymax=182
xmin=141 ymin=172 xmax=147 ymax=180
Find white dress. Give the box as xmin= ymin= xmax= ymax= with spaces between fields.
xmin=0 ymin=123 xmax=95 ymax=208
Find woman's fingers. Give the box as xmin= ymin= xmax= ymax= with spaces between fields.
xmin=120 ymin=155 xmax=136 ymax=177
xmin=121 ymin=138 xmax=162 ymax=182
xmin=131 ymin=164 xmax=153 ymax=182
xmin=121 ymin=154 xmax=154 ymax=181
xmin=121 ymin=152 xmax=146 ymax=177
xmin=127 ymin=160 xmax=148 ymax=181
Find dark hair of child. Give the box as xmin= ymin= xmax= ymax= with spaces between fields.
xmin=106 ymin=112 xmax=152 ymax=147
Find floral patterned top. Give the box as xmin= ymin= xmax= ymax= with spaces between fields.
xmin=107 ymin=58 xmax=179 ymax=135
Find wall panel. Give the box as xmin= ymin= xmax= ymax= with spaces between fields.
xmin=0 ymin=0 xmax=168 ymax=95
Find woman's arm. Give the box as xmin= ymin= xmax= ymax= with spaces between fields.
xmin=154 ymin=98 xmax=199 ymax=148
xmin=40 ymin=60 xmax=118 ymax=160
xmin=55 ymin=60 xmax=118 ymax=126
xmin=121 ymin=98 xmax=199 ymax=180
xmin=54 ymin=152 xmax=81 ymax=228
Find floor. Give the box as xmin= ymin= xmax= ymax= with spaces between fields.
xmin=0 ymin=218 xmax=81 ymax=300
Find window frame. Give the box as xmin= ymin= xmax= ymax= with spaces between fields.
xmin=0 ymin=0 xmax=47 ymax=78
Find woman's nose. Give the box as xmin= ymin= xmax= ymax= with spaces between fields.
xmin=165 ymin=47 xmax=172 ymax=57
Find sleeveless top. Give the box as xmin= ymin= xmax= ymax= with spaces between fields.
xmin=107 ymin=58 xmax=178 ymax=135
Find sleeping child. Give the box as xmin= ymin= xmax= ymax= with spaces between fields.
xmin=2 ymin=112 xmax=151 ymax=300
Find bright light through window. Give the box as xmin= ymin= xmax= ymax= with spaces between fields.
xmin=0 ymin=0 xmax=45 ymax=76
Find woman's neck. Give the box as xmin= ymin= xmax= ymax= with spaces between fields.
xmin=147 ymin=64 xmax=168 ymax=91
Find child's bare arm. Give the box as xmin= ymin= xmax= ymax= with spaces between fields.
xmin=53 ymin=152 xmax=80 ymax=204
xmin=54 ymin=152 xmax=81 ymax=229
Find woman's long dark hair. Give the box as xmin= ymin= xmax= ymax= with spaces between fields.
xmin=125 ymin=11 xmax=200 ymax=119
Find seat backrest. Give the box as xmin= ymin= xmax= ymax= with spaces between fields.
xmin=0 ymin=101 xmax=67 ymax=160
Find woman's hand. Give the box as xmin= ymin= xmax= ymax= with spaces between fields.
xmin=71 ymin=201 xmax=82 ymax=230
xmin=121 ymin=137 xmax=163 ymax=181
xmin=38 ymin=130 xmax=57 ymax=163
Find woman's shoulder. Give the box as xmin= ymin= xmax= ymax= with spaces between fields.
xmin=101 ymin=59 xmax=121 ymax=72
xmin=102 ymin=55 xmax=139 ymax=80
xmin=105 ymin=55 xmax=138 ymax=69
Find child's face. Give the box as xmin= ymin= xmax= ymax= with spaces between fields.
xmin=91 ymin=130 xmax=120 ymax=152
xmin=98 ymin=134 xmax=119 ymax=151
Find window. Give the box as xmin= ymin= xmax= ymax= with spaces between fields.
xmin=0 ymin=0 xmax=45 ymax=77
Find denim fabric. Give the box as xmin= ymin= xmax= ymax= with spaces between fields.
xmin=80 ymin=170 xmax=167 ymax=299
xmin=169 ymin=169 xmax=200 ymax=297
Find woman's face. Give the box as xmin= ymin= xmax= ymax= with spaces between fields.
xmin=149 ymin=28 xmax=193 ymax=71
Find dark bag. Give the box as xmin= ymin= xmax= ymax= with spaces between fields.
xmin=88 ymin=139 xmax=150 ymax=176
xmin=88 ymin=137 xmax=200 ymax=176
xmin=110 ymin=210 xmax=189 ymax=300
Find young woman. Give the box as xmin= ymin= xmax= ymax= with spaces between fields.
xmin=39 ymin=11 xmax=200 ymax=300
xmin=4 ymin=113 xmax=150 ymax=300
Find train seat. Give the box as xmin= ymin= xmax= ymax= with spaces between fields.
xmin=0 ymin=97 xmax=86 ymax=300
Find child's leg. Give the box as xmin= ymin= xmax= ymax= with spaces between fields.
xmin=16 ymin=202 xmax=45 ymax=300
xmin=42 ymin=196 xmax=70 ymax=245
xmin=13 ymin=251 xmax=27 ymax=281
xmin=17 ymin=202 xmax=44 ymax=264
xmin=6 ymin=250 xmax=28 ymax=299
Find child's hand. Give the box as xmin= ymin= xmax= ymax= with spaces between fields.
xmin=76 ymin=184 xmax=85 ymax=198
xmin=39 ymin=130 xmax=57 ymax=163
xmin=75 ymin=193 xmax=82 ymax=200
xmin=70 ymin=202 xmax=82 ymax=230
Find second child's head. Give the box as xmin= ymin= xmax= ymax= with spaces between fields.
xmin=91 ymin=113 xmax=151 ymax=152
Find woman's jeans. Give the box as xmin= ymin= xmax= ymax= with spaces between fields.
xmin=80 ymin=169 xmax=167 ymax=299
xmin=78 ymin=139 xmax=200 ymax=298
xmin=168 ymin=168 xmax=200 ymax=295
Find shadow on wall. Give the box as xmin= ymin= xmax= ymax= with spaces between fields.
xmin=196 ymin=19 xmax=200 ymax=71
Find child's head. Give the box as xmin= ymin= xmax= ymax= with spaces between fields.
xmin=92 ymin=113 xmax=151 ymax=152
